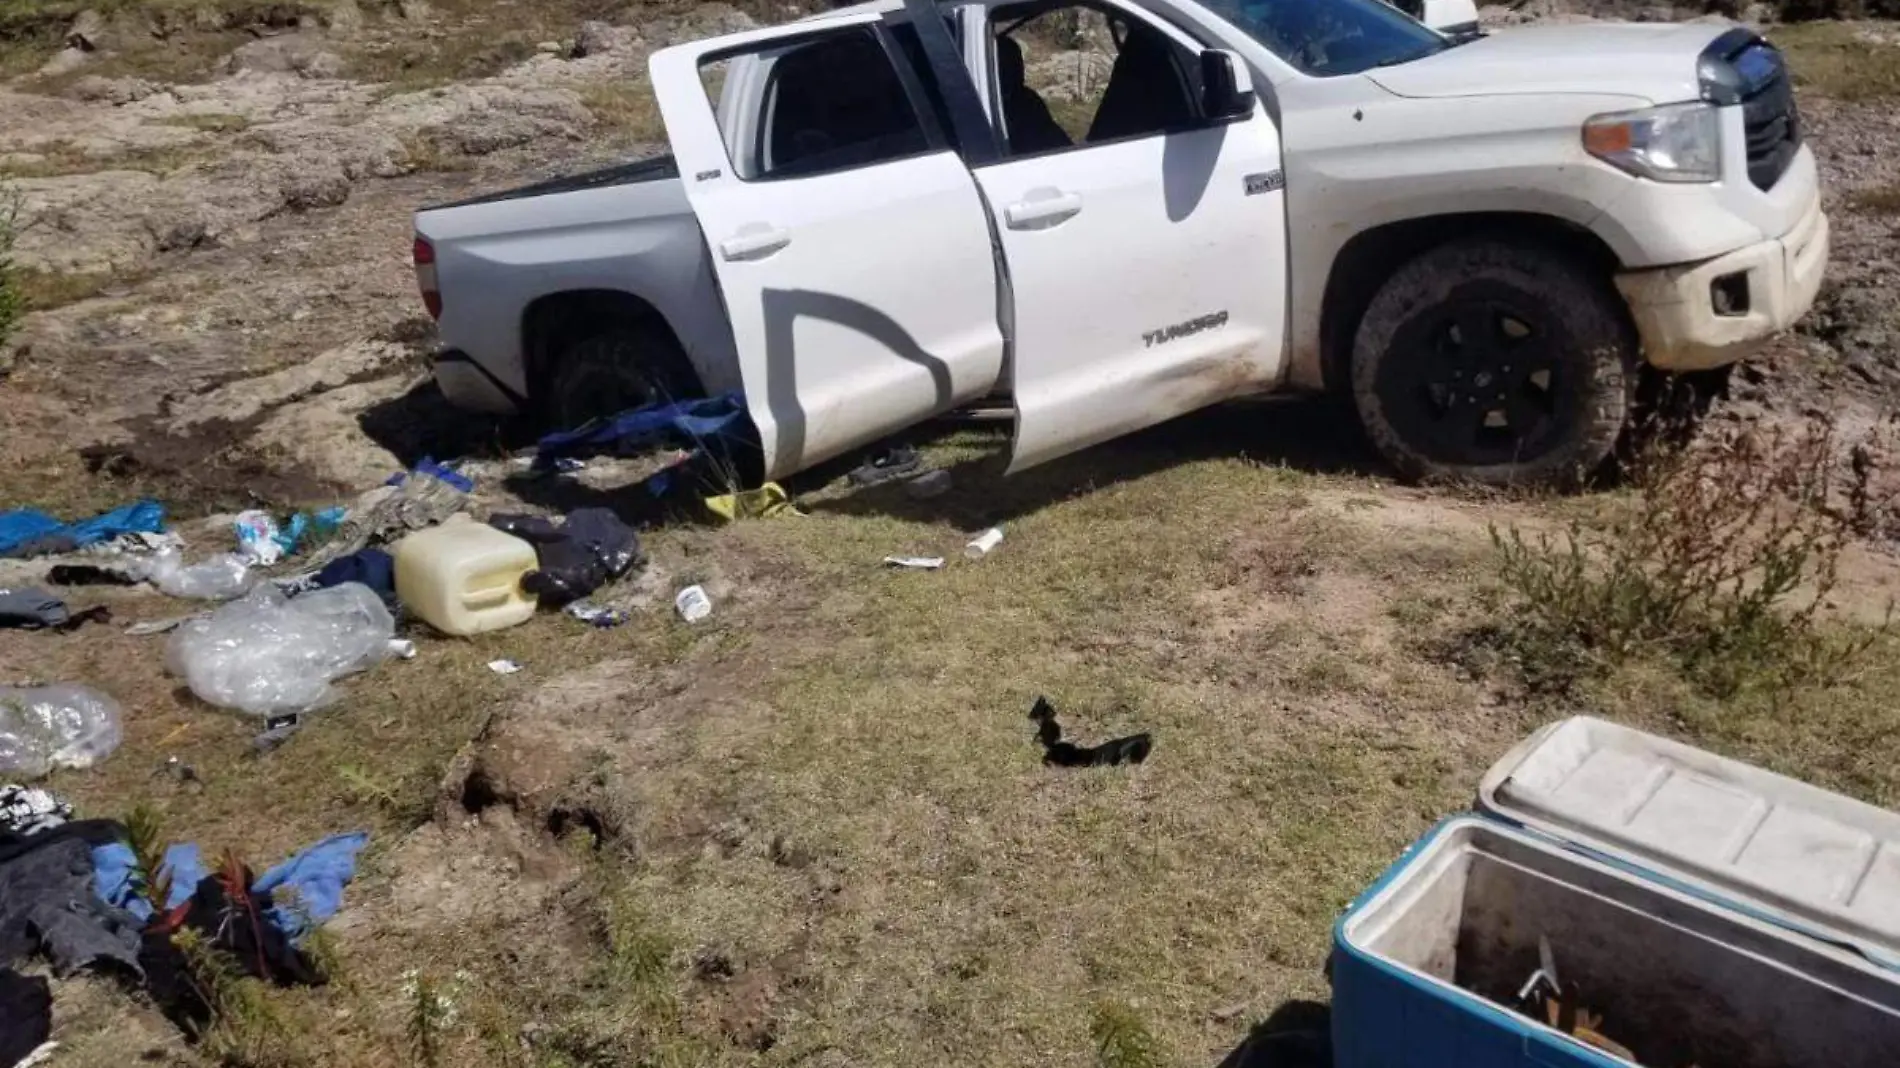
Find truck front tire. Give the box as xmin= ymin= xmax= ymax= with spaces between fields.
xmin=1350 ymin=238 xmax=1635 ymax=489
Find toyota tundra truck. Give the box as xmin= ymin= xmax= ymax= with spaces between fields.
xmin=412 ymin=0 xmax=1825 ymax=487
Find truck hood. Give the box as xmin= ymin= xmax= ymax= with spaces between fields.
xmin=1368 ymin=23 xmax=1726 ymax=105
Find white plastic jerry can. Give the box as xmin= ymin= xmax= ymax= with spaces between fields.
xmin=392 ymin=514 xmax=539 ymax=636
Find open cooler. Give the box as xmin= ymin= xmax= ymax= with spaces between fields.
xmin=1331 ymin=716 xmax=1900 ymax=1068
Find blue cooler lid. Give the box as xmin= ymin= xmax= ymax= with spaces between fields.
xmin=1478 ymin=716 xmax=1900 ymax=971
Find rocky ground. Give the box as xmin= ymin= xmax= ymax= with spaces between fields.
xmin=1 ymin=4 xmax=1899 ymax=1066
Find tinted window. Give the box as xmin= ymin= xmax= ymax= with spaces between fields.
xmin=757 ymin=28 xmax=930 ymax=179
xmin=991 ymin=1 xmax=1200 ymax=158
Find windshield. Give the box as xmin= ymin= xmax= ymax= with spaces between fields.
xmin=1200 ymin=0 xmax=1449 ymax=77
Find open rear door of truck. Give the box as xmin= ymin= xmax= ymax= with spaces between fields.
xmin=648 ymin=13 xmax=1006 ymax=480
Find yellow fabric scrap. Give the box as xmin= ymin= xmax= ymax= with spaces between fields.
xmin=703 ymin=482 xmax=803 ymax=521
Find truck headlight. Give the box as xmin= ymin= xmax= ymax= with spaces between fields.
xmin=1582 ymin=102 xmax=1720 ymax=183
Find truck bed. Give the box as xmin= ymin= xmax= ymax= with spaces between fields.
xmin=424 ymin=153 xmax=681 ymax=212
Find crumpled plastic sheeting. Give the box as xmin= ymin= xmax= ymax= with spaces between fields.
xmin=164 ymin=582 xmax=394 ymax=717
xmin=129 ymin=548 xmax=253 ymax=600
xmin=0 ymin=686 xmax=123 ymax=779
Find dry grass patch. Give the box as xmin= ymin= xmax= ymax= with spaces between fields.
xmin=1773 ymin=21 xmax=1900 ymax=102
xmin=1850 ymin=183 xmax=1900 ymax=215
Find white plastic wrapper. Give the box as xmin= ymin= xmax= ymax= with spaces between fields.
xmin=165 ymin=582 xmax=395 ymax=717
xmin=131 ymin=548 xmax=254 ymax=600
xmin=0 ymin=685 xmax=124 ymax=778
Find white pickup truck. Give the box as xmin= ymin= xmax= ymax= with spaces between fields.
xmin=412 ymin=0 xmax=1826 ymax=487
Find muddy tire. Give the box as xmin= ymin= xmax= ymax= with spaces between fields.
xmin=540 ymin=325 xmax=694 ymax=431
xmin=1350 ymin=238 xmax=1636 ymax=489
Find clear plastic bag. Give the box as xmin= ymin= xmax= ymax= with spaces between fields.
xmin=164 ymin=582 xmax=395 ymax=717
xmin=0 ymin=685 xmax=124 ymax=778
xmin=131 ymin=547 xmax=254 ymax=600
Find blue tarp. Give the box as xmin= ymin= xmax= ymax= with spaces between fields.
xmin=0 ymin=499 xmax=164 ymax=556
xmin=532 ymin=393 xmax=747 ymax=472
xmin=93 ymin=831 xmax=369 ymax=944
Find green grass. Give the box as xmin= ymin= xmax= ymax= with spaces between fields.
xmin=1773 ymin=21 xmax=1900 ymax=102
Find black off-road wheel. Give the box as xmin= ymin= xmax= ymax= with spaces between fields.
xmin=1350 ymin=239 xmax=1636 ymax=489
xmin=539 ymin=325 xmax=695 ymax=431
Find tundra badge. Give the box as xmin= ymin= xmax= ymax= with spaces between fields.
xmin=1144 ymin=310 xmax=1229 ymax=348
xmin=1244 ymin=170 xmax=1285 ymax=195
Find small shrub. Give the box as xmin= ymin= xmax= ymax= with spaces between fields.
xmin=1091 ymin=1000 xmax=1164 ymax=1068
xmin=1490 ymin=418 xmax=1890 ymax=698
xmin=0 ymin=184 xmax=20 ymax=351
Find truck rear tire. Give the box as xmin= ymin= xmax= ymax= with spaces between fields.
xmin=1350 ymin=238 xmax=1635 ymax=489
xmin=540 ymin=326 xmax=695 ymax=431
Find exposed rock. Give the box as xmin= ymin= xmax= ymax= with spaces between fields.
xmin=225 ymin=34 xmax=345 ymax=80
xmin=248 ymin=372 xmax=415 ymax=489
xmin=397 ymin=0 xmax=432 ymax=20
xmin=38 ymin=47 xmax=93 ymax=78
xmin=169 ymin=340 xmax=408 ymax=429
xmin=67 ymin=76 xmax=164 ymax=106
xmin=319 ymin=0 xmax=365 ymax=32
xmin=382 ymin=84 xmax=592 ymax=156
xmin=66 ymin=9 xmax=109 ymax=51
xmin=572 ymin=20 xmax=640 ymax=58
xmin=280 ymin=168 xmax=353 ymax=211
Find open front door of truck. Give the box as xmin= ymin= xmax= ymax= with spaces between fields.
xmin=968 ymin=0 xmax=1291 ymax=473
xmin=648 ymin=14 xmax=1006 ymax=480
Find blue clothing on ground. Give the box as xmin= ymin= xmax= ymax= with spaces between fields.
xmin=254 ymin=831 xmax=370 ymax=942
xmin=533 ymin=393 xmax=746 ymax=471
xmin=313 ymin=548 xmax=396 ymax=606
xmin=0 ymin=500 xmax=165 ymax=556
xmin=92 ymin=831 xmax=367 ymax=943
xmin=91 ymin=841 xmax=204 ymax=924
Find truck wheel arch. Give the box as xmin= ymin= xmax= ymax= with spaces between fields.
xmin=1319 ymin=213 xmax=1624 ymax=396
xmin=521 ymin=290 xmax=706 ymax=422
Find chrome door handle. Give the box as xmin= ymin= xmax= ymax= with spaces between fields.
xmin=1004 ymin=191 xmax=1083 ymax=229
xmin=720 ymin=226 xmax=791 ymax=261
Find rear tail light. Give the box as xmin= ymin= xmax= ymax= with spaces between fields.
xmin=413 ymin=235 xmax=442 ymax=319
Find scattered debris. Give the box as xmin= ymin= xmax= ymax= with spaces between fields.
xmin=0 ymin=500 xmax=164 ymax=560
xmin=883 ymin=555 xmax=945 ymax=570
xmin=234 ymin=510 xmax=287 ymax=566
xmin=1028 ymin=697 xmax=1152 ymax=768
xmin=46 ymin=564 xmax=137 ymax=587
xmin=0 ymin=686 xmax=124 ymax=779
xmin=490 ymin=508 xmax=642 ymax=604
xmin=0 ymin=820 xmax=144 ymax=978
xmin=125 ymin=614 xmax=197 ymax=637
xmin=965 ymin=527 xmax=1005 ymax=559
xmin=675 ymin=585 xmax=713 ymax=623
xmin=165 ymin=583 xmax=396 ymax=717
xmin=388 ymin=638 xmax=418 ymax=659
xmin=310 ymin=547 xmax=397 ymax=608
xmin=0 ymin=588 xmax=70 ymax=631
xmin=487 ymin=659 xmax=523 ymax=675
xmin=848 ymin=444 xmax=922 ymax=487
xmin=394 ymin=517 xmax=537 ymax=635
xmin=532 ymin=393 xmax=747 ymax=472
xmin=565 ymin=602 xmax=629 ymax=627
xmin=129 ymin=548 xmax=254 ymax=601
xmin=0 ymin=970 xmax=51 ymax=1068
xmin=301 ymin=463 xmax=470 ymax=572
xmin=906 ymin=469 xmax=953 ymax=499
xmin=703 ymin=482 xmax=802 ymax=521
xmin=0 ymin=786 xmax=72 ymax=837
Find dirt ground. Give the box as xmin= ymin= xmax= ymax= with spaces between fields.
xmin=3 ymin=3 xmax=1900 ymax=1067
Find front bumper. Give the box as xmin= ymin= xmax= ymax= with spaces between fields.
xmin=1614 ymin=196 xmax=1828 ymax=373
